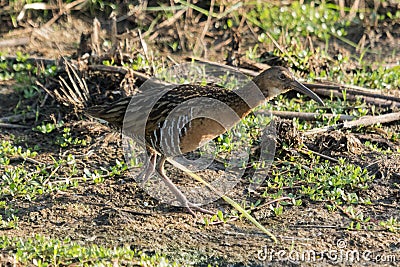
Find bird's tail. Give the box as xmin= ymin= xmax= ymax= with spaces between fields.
xmin=85 ymin=97 xmax=131 ymax=129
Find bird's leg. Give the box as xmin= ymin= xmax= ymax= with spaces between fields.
xmin=156 ymin=155 xmax=214 ymax=216
xmin=137 ymin=150 xmax=157 ymax=184
xmin=146 ymin=152 xmax=157 ymax=181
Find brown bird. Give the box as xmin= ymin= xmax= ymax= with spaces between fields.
xmin=86 ymin=66 xmax=324 ymax=215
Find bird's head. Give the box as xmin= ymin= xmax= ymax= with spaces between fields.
xmin=252 ymin=66 xmax=325 ymax=106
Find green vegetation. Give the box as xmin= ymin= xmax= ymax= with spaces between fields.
xmin=298 ymin=158 xmax=373 ymax=203
xmin=259 ymin=156 xmax=376 ymax=227
xmin=253 ymin=1 xmax=348 ymax=42
xmin=0 ymin=139 xmax=126 ymax=200
xmin=245 ymin=1 xmax=400 ymax=90
xmin=0 ymin=235 xmax=177 ymax=266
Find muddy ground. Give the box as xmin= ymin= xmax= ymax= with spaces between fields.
xmin=1 ymin=5 xmax=400 ymax=266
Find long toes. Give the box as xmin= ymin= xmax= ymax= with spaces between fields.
xmin=185 ymin=207 xmax=197 ymax=217
xmin=187 ymin=203 xmax=215 ymax=215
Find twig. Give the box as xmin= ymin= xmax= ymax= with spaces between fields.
xmin=267 ymin=110 xmax=355 ymax=122
xmin=263 ymin=31 xmax=298 ymax=67
xmin=146 ymin=9 xmax=187 ymax=41
xmin=208 ymin=197 xmax=293 ymax=226
xmin=0 ymin=37 xmax=30 ymax=47
xmin=51 ymin=60 xmax=89 ymax=108
xmin=313 ymin=88 xmax=400 ymax=108
xmin=168 ymin=157 xmax=277 ymax=242
xmin=304 ymin=83 xmax=341 ymax=90
xmin=213 ymin=38 xmax=234 ymax=51
xmin=310 ymin=86 xmax=400 ymax=107
xmin=109 ymin=13 xmax=118 ymax=54
xmin=299 ymin=148 xmax=339 ymax=163
xmin=16 ymin=156 xmax=45 ymax=165
xmin=292 ymin=224 xmax=341 ymax=229
xmin=42 ymin=0 xmax=87 ymax=28
xmin=92 ymin=18 xmax=101 ymax=55
xmin=0 ymin=112 xmax=36 ymax=123
xmin=186 ymin=56 xmax=400 ymax=108
xmin=305 ymin=111 xmax=400 ymax=135
xmin=169 ymin=0 xmax=186 ymax=52
xmin=306 ymin=79 xmax=400 ymax=102
xmin=0 ymin=123 xmax=30 ymax=129
xmin=138 ymin=29 xmax=150 ymax=65
xmin=253 ymin=197 xmax=293 ymax=211
xmin=88 ymin=65 xmax=128 ymax=75
xmin=111 ymin=206 xmax=152 ymax=216
xmin=194 ymin=0 xmax=215 ymax=55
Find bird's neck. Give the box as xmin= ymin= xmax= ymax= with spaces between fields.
xmin=227 ymin=81 xmax=274 ymax=119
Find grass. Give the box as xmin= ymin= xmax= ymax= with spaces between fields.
xmin=261 ymin=156 xmax=376 ymax=224
xmin=244 ymin=1 xmax=400 ymax=90
xmin=0 ymin=136 xmax=126 ymax=201
xmin=0 ymin=235 xmax=178 ymax=266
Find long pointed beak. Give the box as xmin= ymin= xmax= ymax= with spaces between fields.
xmin=291 ymin=80 xmax=325 ymax=106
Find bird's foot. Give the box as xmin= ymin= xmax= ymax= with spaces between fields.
xmin=185 ymin=202 xmax=215 ymax=217
xmin=136 ymin=153 xmax=157 ymax=184
xmin=155 ymin=156 xmax=215 ymax=217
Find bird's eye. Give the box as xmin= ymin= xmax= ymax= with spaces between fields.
xmin=278 ymin=73 xmax=286 ymax=80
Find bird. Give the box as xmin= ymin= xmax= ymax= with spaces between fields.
xmin=86 ymin=66 xmax=325 ymax=215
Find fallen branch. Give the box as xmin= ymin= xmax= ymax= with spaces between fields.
xmin=0 ymin=112 xmax=36 ymax=123
xmin=310 ymin=87 xmax=400 ymax=108
xmin=88 ymin=65 xmax=128 ymax=75
xmin=0 ymin=123 xmax=30 ymax=129
xmin=267 ymin=110 xmax=355 ymax=122
xmin=0 ymin=37 xmax=30 ymax=48
xmin=305 ymin=111 xmax=400 ymax=135
xmin=299 ymin=148 xmax=339 ymax=163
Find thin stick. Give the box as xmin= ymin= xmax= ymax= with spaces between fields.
xmin=194 ymin=0 xmax=215 ymax=55
xmin=0 ymin=123 xmax=30 ymax=129
xmin=309 ymin=85 xmax=400 ymax=104
xmin=268 ymin=110 xmax=355 ymax=122
xmin=110 ymin=13 xmax=118 ymax=54
xmin=0 ymin=112 xmax=36 ymax=123
xmin=312 ymin=88 xmax=400 ymax=108
xmin=146 ymin=9 xmax=187 ymax=40
xmin=0 ymin=37 xmax=30 ymax=47
xmin=263 ymin=31 xmax=298 ymax=67
xmin=299 ymin=148 xmax=339 ymax=163
xmin=88 ymin=65 xmax=128 ymax=75
xmin=42 ymin=0 xmax=87 ymax=28
xmin=305 ymin=111 xmax=400 ymax=135
xmin=208 ymin=197 xmax=293 ymax=226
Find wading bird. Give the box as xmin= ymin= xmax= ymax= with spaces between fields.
xmin=86 ymin=66 xmax=324 ymax=215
